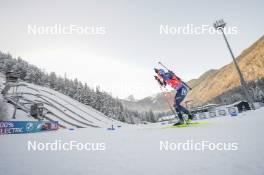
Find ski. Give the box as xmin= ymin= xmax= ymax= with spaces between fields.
xmin=164 ymin=121 xmax=209 ymax=128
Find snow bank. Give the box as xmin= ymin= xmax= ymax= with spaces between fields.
xmin=1 ymin=108 xmax=264 ymax=175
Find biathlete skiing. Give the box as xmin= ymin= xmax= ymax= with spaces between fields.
xmin=154 ymin=64 xmax=193 ymax=125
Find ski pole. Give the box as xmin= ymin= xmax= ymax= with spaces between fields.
xmin=154 ymin=75 xmax=189 ymax=125
xmin=158 ymin=61 xmax=192 ymax=90
xmin=157 ymin=83 xmax=179 ymax=120
xmin=154 ymin=76 xmax=177 ymax=117
xmin=162 ymin=86 xmax=189 ymax=125
xmin=158 ymin=85 xmax=189 ymax=125
xmin=154 ymin=76 xmax=186 ymax=124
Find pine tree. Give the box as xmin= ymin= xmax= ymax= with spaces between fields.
xmin=0 ymin=52 xmax=152 ymax=123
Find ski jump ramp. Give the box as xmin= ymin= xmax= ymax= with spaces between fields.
xmin=7 ymin=82 xmax=124 ymax=129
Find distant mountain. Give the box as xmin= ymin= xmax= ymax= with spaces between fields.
xmin=124 ymin=95 xmax=136 ymax=102
xmin=122 ymin=93 xmax=169 ymax=112
xmin=122 ymin=35 xmax=264 ymax=112
xmin=186 ymin=35 xmax=264 ymax=106
xmin=187 ymin=69 xmax=218 ymax=89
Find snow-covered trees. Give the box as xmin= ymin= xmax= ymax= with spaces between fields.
xmin=0 ymin=100 xmax=7 ymax=120
xmin=210 ymin=78 xmax=264 ymax=104
xmin=0 ymin=52 xmax=145 ymax=123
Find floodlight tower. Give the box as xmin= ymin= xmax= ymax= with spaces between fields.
xmin=213 ymin=19 xmax=255 ymax=110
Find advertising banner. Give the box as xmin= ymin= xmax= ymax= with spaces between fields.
xmin=0 ymin=121 xmax=59 ymax=134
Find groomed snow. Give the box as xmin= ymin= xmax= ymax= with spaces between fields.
xmin=1 ymin=108 xmax=264 ymax=175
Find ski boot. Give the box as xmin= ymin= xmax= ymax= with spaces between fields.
xmin=173 ymin=113 xmax=185 ymax=126
xmin=186 ymin=113 xmax=194 ymax=124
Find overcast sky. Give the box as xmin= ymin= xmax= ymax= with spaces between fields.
xmin=0 ymin=0 xmax=263 ymax=99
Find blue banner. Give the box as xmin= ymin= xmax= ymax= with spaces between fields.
xmin=0 ymin=121 xmax=59 ymax=134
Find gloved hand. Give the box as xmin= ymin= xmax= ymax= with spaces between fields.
xmin=154 ymin=76 xmax=165 ymax=87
